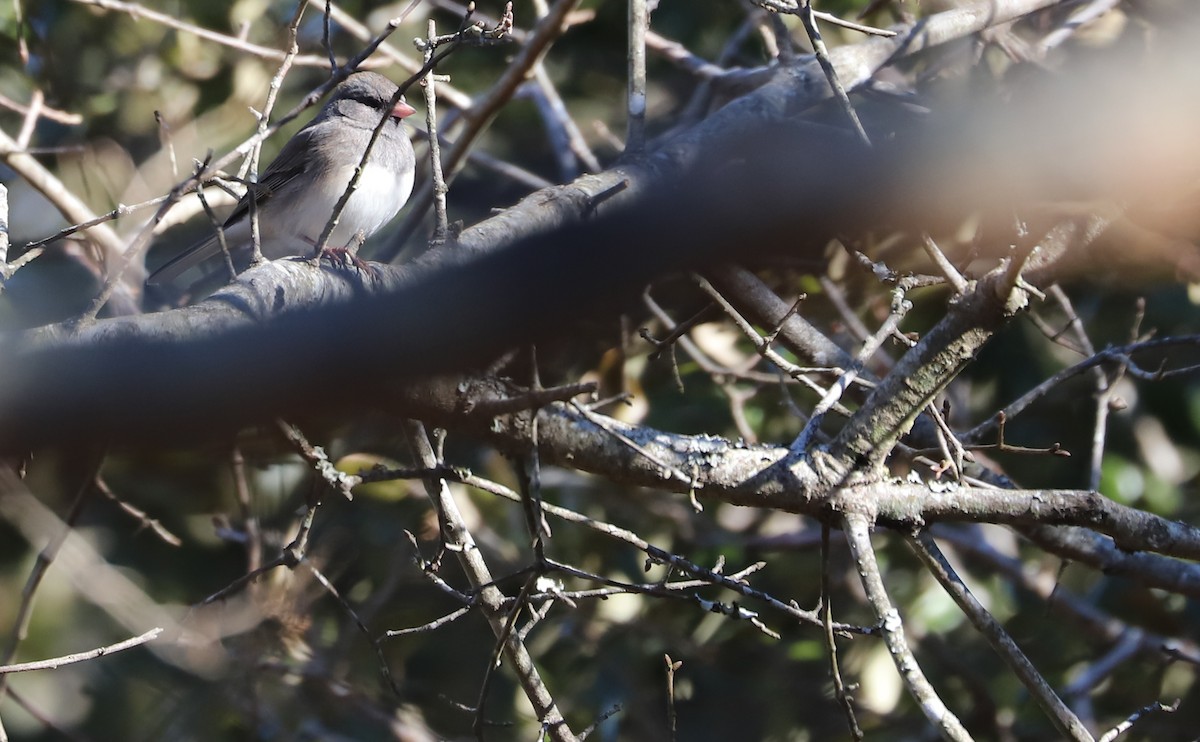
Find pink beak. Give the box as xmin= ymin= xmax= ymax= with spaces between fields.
xmin=392 ymin=99 xmax=416 ymax=119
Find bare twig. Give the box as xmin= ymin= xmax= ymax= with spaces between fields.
xmin=0 ymin=628 xmax=162 ymax=675
xmin=756 ymin=0 xmax=897 ymax=36
xmin=15 ymin=89 xmax=42 ymax=150
xmin=791 ymin=286 xmax=910 ymax=453
xmin=907 ymin=531 xmax=1090 ymax=740
xmin=202 ymin=502 xmax=320 ymax=605
xmin=423 ymin=19 xmax=451 ymax=247
xmin=569 ymin=400 xmax=695 ymax=486
xmin=578 ymin=703 xmax=622 ymax=741
xmin=230 ymin=446 xmax=263 ymax=575
xmin=384 ymin=605 xmax=473 ymax=637
xmin=0 ymin=127 xmax=130 ymax=289
xmin=0 ymin=92 xmax=82 ymax=125
xmin=842 ymin=513 xmax=970 ymax=740
xmin=822 ymin=523 xmax=863 ymax=739
xmin=1097 ymin=699 xmax=1179 ymax=742
xmin=379 ymin=0 xmax=582 ymax=262
xmin=93 ymin=475 xmax=182 ymax=546
xmin=362 ymin=465 xmax=859 ymax=632
xmin=532 ymin=65 xmax=601 ymax=175
xmin=400 ymin=420 xmax=576 ymax=741
xmin=72 ymin=0 xmax=336 ymax=67
xmin=695 ymin=274 xmax=848 ymax=401
xmin=1039 ymin=0 xmax=1121 ymax=52
xmin=0 ymin=451 xmax=103 ymax=709
xmin=0 ymin=184 xmax=9 ymax=270
xmin=307 ymin=0 xmax=473 ymax=110
xmin=20 ymin=197 xmax=164 ymax=252
xmin=302 ymin=560 xmax=403 ymax=697
xmin=276 ymin=419 xmax=360 ymax=500
xmin=664 ymin=654 xmax=681 ymax=741
xmin=921 ymin=233 xmax=969 ymax=293
xmin=962 ymin=334 xmax=1200 ymax=445
xmin=627 ymin=0 xmax=649 ymax=153
xmin=244 ymin=0 xmax=308 ymax=264
xmin=795 ymin=1 xmax=870 ymax=146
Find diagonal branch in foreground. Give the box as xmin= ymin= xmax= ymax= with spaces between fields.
xmin=906 ymin=532 xmax=1090 ymax=741
xmin=842 ymin=513 xmax=971 ymax=740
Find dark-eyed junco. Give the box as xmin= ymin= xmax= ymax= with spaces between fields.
xmin=149 ymin=71 xmax=416 ymax=284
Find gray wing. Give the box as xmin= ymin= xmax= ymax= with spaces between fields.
xmin=221 ymin=123 xmax=322 ymax=227
xmin=147 ymin=124 xmax=322 ymax=284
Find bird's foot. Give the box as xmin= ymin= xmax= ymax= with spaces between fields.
xmin=313 ymin=231 xmax=378 ymax=277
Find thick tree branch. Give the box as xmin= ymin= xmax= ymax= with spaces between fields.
xmin=829 ymin=268 xmax=1029 ymax=469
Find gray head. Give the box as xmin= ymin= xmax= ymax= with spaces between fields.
xmin=321 ymin=71 xmax=415 ymax=130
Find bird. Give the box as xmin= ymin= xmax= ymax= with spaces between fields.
xmin=148 ymin=71 xmax=417 ymax=285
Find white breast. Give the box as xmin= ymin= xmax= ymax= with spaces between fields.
xmin=261 ymin=157 xmax=413 ymax=259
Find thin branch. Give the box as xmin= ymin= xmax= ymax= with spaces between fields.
xmin=93 ymin=475 xmax=183 ymax=546
xmin=1039 ymin=0 xmax=1121 ymax=52
xmin=423 ymin=19 xmax=451 ymax=247
xmin=400 ymin=420 xmax=577 ymax=741
xmin=276 ymin=419 xmax=360 ymax=500
xmin=792 ymin=285 xmax=910 ymax=453
xmin=0 ymin=184 xmax=9 ymax=270
xmin=1063 ymin=629 xmax=1143 ymax=698
xmin=0 ymin=126 xmax=130 ymax=290
xmin=1017 ymin=523 xmax=1200 ymax=599
xmin=201 ymin=502 xmax=320 ymax=604
xmin=1097 ymin=699 xmax=1179 ymax=742
xmin=529 ymin=66 xmax=602 ymax=176
xmin=962 ymin=334 xmax=1200 ymax=445
xmin=695 ymin=274 xmax=849 ymax=401
xmin=643 ymin=290 xmax=826 ymax=387
xmin=822 ymin=523 xmax=863 ymax=739
xmin=230 ymin=446 xmax=263 ymax=574
xmin=568 ymin=399 xmax=695 ymax=486
xmin=710 ymin=265 xmax=855 ymax=370
xmin=0 ymin=92 xmax=82 ymax=125
xmin=379 ymin=0 xmax=582 ymax=262
xmin=308 ymin=0 xmax=474 ymax=110
xmin=0 ymin=469 xmax=207 ymax=672
xmin=244 ymin=0 xmax=308 ymax=264
xmin=664 ymin=655 xmax=681 ymax=741
xmin=15 ymin=89 xmax=42 ymax=150
xmin=907 ymin=531 xmax=1091 ymax=741
xmin=0 ymin=628 xmax=162 ymax=675
xmin=936 ymin=524 xmax=1200 ymax=662
xmin=578 ymin=704 xmax=622 ymax=741
xmin=540 ymin=557 xmax=782 ymax=638
xmin=841 ymin=513 xmax=970 ymax=740
xmin=0 ymin=452 xmax=102 ymax=700
xmin=756 ymin=0 xmax=897 ymax=36
xmin=474 ymin=571 xmax=540 ymax=739
xmin=72 ymin=0 xmax=337 ymax=67
xmin=795 ymin=1 xmax=871 ymax=145
xmin=384 ymin=605 xmax=473 ymax=638
xmin=921 ymin=233 xmax=969 ymax=293
xmin=626 ymin=0 xmax=649 ymax=154
xmin=639 ymin=302 xmax=714 ymax=358
xmin=830 ymin=267 xmax=1031 ymax=468
xmin=361 ymin=465 xmax=859 ymax=632
xmin=302 ymin=559 xmax=403 ymax=697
